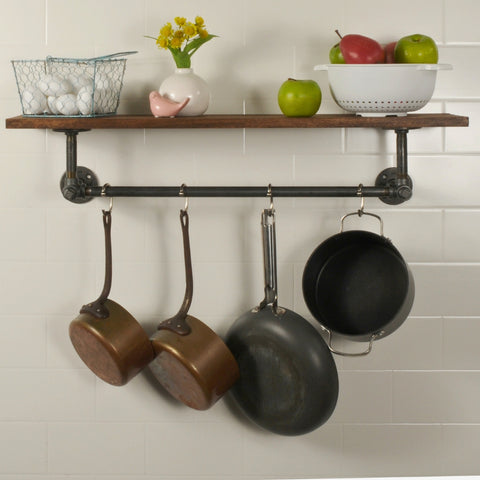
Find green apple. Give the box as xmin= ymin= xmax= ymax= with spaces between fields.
xmin=394 ymin=33 xmax=438 ymax=63
xmin=277 ymin=78 xmax=322 ymax=117
xmin=329 ymin=43 xmax=345 ymax=64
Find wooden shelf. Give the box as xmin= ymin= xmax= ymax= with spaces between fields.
xmin=5 ymin=113 xmax=469 ymax=130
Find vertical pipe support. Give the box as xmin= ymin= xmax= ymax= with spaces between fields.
xmin=395 ymin=128 xmax=411 ymax=191
xmin=375 ymin=128 xmax=413 ymax=204
xmin=57 ymin=129 xmax=98 ymax=203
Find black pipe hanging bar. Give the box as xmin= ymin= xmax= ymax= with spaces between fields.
xmin=85 ymin=184 xmax=391 ymax=198
xmin=55 ymin=127 xmax=412 ymax=204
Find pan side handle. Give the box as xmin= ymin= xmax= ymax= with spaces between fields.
xmin=320 ymin=326 xmax=381 ymax=357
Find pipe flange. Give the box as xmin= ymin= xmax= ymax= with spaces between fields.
xmin=375 ymin=167 xmax=413 ymax=205
xmin=59 ymin=166 xmax=99 ymax=204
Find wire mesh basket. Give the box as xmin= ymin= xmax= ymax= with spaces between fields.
xmin=12 ymin=51 xmax=136 ymax=117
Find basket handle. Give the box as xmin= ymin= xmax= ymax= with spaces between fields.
xmin=46 ymin=51 xmax=138 ymax=63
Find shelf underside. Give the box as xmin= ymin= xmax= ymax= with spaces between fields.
xmin=5 ymin=113 xmax=469 ymax=130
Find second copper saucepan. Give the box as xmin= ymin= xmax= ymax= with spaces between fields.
xmin=149 ymin=207 xmax=239 ymax=410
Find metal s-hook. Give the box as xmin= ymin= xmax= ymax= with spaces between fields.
xmin=101 ymin=183 xmax=113 ymax=213
xmin=266 ymin=183 xmax=274 ymax=213
xmin=356 ymin=183 xmax=365 ymax=216
xmin=179 ymin=183 xmax=189 ymax=212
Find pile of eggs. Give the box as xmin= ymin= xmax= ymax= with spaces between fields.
xmin=21 ymin=73 xmax=112 ymax=115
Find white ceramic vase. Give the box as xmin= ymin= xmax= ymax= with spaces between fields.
xmin=159 ymin=68 xmax=210 ymax=116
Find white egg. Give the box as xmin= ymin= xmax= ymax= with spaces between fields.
xmin=47 ymin=96 xmax=61 ymax=115
xmin=37 ymin=74 xmax=73 ymax=97
xmin=76 ymin=86 xmax=100 ymax=115
xmin=21 ymin=85 xmax=47 ymax=114
xmin=55 ymin=93 xmax=79 ymax=115
xmin=69 ymin=74 xmax=93 ymax=93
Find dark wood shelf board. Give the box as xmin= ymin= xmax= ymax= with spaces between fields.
xmin=5 ymin=113 xmax=469 ymax=130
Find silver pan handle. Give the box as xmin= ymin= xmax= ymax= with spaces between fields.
xmin=320 ymin=325 xmax=381 ymax=357
xmin=340 ymin=188 xmax=384 ymax=236
xmin=253 ymin=208 xmax=285 ymax=316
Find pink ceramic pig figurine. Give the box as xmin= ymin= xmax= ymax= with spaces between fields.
xmin=149 ymin=91 xmax=190 ymax=117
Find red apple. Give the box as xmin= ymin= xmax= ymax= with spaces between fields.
xmin=336 ymin=30 xmax=385 ymax=64
xmin=384 ymin=41 xmax=397 ymax=63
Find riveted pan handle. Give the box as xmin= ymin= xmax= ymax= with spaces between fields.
xmin=80 ymin=208 xmax=112 ymax=319
xmin=254 ymin=208 xmax=285 ymax=316
xmin=157 ymin=209 xmax=192 ymax=335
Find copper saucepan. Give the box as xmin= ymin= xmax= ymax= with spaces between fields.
xmin=149 ymin=208 xmax=239 ymax=410
xmin=69 ymin=203 xmax=155 ymax=385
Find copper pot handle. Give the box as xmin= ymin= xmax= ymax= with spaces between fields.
xmin=80 ymin=208 xmax=112 ymax=319
xmin=157 ymin=209 xmax=192 ymax=335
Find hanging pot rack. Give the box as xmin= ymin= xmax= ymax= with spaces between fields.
xmin=5 ymin=113 xmax=469 ymax=205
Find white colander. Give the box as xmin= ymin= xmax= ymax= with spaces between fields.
xmin=314 ymin=63 xmax=451 ymax=116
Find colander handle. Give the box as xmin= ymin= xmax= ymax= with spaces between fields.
xmin=313 ymin=64 xmax=329 ymax=71
xmin=416 ymin=63 xmax=453 ymax=71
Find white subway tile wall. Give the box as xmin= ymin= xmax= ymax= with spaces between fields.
xmin=1 ymin=1 xmax=479 ymax=479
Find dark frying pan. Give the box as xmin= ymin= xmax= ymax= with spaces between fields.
xmin=69 ymin=206 xmax=155 ymax=385
xmin=303 ymin=207 xmax=414 ymax=356
xmin=225 ymin=208 xmax=339 ymax=436
xmin=149 ymin=209 xmax=239 ymax=410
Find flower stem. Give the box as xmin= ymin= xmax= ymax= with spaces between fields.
xmin=169 ymin=48 xmax=191 ymax=68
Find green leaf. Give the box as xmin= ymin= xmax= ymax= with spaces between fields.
xmin=183 ymin=34 xmax=218 ymax=55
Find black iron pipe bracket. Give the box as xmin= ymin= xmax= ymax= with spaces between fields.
xmin=57 ymin=127 xmax=413 ymax=204
xmin=375 ymin=129 xmax=413 ymax=205
xmin=55 ymin=129 xmax=98 ymax=203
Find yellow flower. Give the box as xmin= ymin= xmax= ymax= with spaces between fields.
xmin=159 ymin=22 xmax=172 ymax=38
xmin=148 ymin=15 xmax=216 ymax=68
xmin=183 ymin=22 xmax=197 ymax=38
xmin=156 ymin=37 xmax=168 ymax=49
xmin=170 ymin=37 xmax=183 ymax=49
xmin=198 ymin=28 xmax=209 ymax=39
xmin=174 ymin=29 xmax=184 ymax=39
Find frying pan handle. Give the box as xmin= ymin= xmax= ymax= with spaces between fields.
xmin=80 ymin=209 xmax=112 ymax=319
xmin=255 ymin=208 xmax=285 ymax=316
xmin=320 ymin=326 xmax=380 ymax=357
